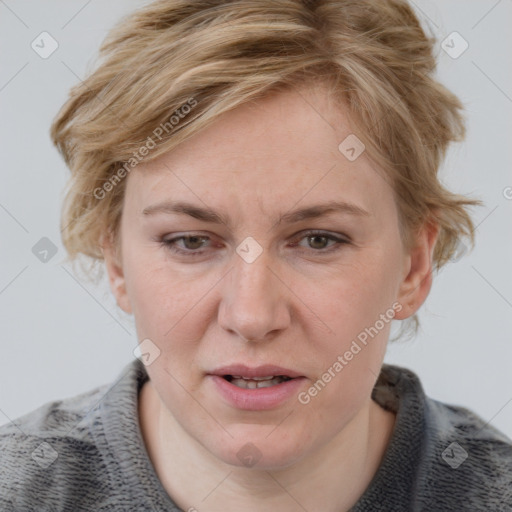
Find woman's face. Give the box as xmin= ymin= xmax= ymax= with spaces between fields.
xmin=105 ymin=83 xmax=433 ymax=469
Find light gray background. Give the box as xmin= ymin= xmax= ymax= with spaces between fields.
xmin=1 ymin=0 xmax=511 ymax=439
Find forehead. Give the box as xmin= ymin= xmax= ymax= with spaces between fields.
xmin=146 ymin=83 xmax=348 ymax=174
xmin=125 ymin=83 xmax=395 ymax=220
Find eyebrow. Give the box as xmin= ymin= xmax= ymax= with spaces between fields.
xmin=141 ymin=199 xmax=370 ymax=228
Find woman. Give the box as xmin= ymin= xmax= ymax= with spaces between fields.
xmin=1 ymin=0 xmax=511 ymax=510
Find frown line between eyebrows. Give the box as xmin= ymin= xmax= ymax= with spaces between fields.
xmin=141 ymin=200 xmax=371 ymax=231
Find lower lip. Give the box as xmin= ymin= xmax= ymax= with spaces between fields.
xmin=208 ymin=375 xmax=307 ymax=411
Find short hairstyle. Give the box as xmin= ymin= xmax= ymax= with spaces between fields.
xmin=50 ymin=0 xmax=482 ymax=340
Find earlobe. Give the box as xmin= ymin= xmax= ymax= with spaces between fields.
xmin=101 ymin=233 xmax=133 ymax=315
xmin=394 ymin=220 xmax=440 ymax=320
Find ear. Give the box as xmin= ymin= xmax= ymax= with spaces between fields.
xmin=101 ymin=231 xmax=133 ymax=315
xmin=394 ymin=219 xmax=440 ymax=320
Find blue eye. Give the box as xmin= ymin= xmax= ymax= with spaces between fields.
xmin=160 ymin=230 xmax=350 ymax=257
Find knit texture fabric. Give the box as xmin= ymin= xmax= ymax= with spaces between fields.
xmin=1 ymin=359 xmax=511 ymax=511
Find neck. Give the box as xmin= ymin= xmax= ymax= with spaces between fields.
xmin=139 ymin=380 xmax=395 ymax=512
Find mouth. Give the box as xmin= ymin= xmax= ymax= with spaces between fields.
xmin=208 ymin=364 xmax=306 ymax=410
xmin=222 ymin=375 xmax=293 ymax=389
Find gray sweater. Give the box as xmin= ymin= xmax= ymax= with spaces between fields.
xmin=1 ymin=359 xmax=511 ymax=511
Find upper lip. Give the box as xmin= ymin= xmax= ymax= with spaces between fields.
xmin=210 ymin=364 xmax=303 ymax=379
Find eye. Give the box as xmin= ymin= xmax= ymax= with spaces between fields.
xmin=292 ymin=230 xmax=350 ymax=253
xmin=161 ymin=234 xmax=213 ymax=256
xmin=159 ymin=230 xmax=350 ymax=258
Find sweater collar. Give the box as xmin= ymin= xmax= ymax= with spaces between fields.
xmin=100 ymin=358 xmax=183 ymax=510
xmin=351 ymin=364 xmax=429 ymax=510
xmin=100 ymin=359 xmax=430 ymax=511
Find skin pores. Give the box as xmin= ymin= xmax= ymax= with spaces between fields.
xmin=103 ymin=82 xmax=436 ymax=508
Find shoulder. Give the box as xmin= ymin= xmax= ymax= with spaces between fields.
xmin=422 ymin=398 xmax=512 ymax=509
xmin=0 ymin=382 xmax=116 ymax=511
xmin=375 ymin=364 xmax=512 ymax=509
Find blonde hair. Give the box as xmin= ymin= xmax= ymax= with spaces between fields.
xmin=51 ymin=0 xmax=482 ymax=340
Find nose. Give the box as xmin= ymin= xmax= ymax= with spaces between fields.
xmin=218 ymin=248 xmax=291 ymax=343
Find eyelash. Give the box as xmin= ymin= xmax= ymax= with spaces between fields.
xmin=160 ymin=230 xmax=350 ymax=257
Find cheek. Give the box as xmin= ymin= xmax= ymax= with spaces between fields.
xmin=310 ymin=254 xmax=400 ymax=338
xmin=298 ymin=270 xmax=394 ymax=431
xmin=123 ymin=246 xmax=187 ymax=324
xmin=123 ymin=254 xmax=218 ymax=367
xmin=300 ymin=248 xmax=401 ymax=390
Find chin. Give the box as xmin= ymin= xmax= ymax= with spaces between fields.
xmin=204 ymin=429 xmax=310 ymax=471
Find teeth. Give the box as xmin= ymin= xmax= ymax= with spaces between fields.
xmin=230 ymin=376 xmax=290 ymax=389
xmin=231 ymin=375 xmax=276 ymax=381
